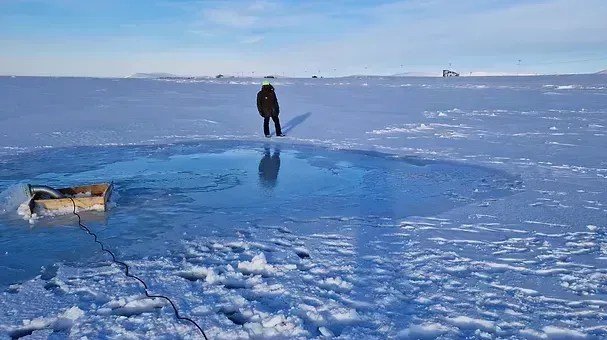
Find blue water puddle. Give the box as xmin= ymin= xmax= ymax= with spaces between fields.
xmin=0 ymin=141 xmax=519 ymax=287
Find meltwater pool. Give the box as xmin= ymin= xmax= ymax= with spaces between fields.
xmin=0 ymin=141 xmax=517 ymax=287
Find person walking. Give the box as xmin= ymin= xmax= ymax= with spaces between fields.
xmin=257 ymin=81 xmax=284 ymax=137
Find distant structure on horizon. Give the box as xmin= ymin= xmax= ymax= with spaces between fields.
xmin=443 ymin=69 xmax=460 ymax=77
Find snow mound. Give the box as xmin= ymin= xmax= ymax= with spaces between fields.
xmin=317 ymin=277 xmax=353 ymax=292
xmin=99 ymin=295 xmax=166 ymax=316
xmin=542 ymin=325 xmax=587 ymax=339
xmin=445 ymin=316 xmax=496 ymax=332
xmin=397 ymin=322 xmax=454 ymax=339
xmin=237 ymin=253 xmax=276 ymax=276
xmin=293 ymin=247 xmax=310 ymax=259
xmin=177 ymin=266 xmax=213 ymax=281
xmin=8 ymin=306 xmax=84 ymax=338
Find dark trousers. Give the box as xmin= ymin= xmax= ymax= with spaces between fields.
xmin=264 ymin=116 xmax=282 ymax=136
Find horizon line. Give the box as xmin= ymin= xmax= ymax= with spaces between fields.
xmin=1 ymin=71 xmax=606 ymax=79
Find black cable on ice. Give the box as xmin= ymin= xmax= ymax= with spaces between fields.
xmin=68 ymin=198 xmax=208 ymax=340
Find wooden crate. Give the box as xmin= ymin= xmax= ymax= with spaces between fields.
xmin=33 ymin=183 xmax=113 ymax=213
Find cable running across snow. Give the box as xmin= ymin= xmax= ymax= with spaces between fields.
xmin=68 ymin=198 xmax=208 ymax=339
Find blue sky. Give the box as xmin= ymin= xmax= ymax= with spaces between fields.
xmin=1 ymin=0 xmax=606 ymax=77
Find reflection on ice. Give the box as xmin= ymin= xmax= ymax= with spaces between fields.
xmin=258 ymin=146 xmax=281 ymax=190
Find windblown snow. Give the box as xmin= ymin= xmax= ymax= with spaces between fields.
xmin=0 ymin=75 xmax=606 ymax=339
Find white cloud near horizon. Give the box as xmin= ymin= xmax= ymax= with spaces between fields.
xmin=269 ymin=0 xmax=607 ymax=75
xmin=241 ymin=35 xmax=264 ymax=44
xmin=203 ymin=8 xmax=259 ymax=29
xmin=1 ymin=0 xmax=606 ymax=76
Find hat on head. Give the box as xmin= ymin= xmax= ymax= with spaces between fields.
xmin=262 ymin=80 xmax=271 ymax=86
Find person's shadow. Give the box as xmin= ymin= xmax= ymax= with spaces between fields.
xmin=282 ymin=112 xmax=312 ymax=134
xmin=258 ymin=147 xmax=281 ymax=189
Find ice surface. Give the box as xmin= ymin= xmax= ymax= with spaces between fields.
xmin=0 ymin=75 xmax=606 ymax=338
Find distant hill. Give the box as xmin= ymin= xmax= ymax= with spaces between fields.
xmin=466 ymin=71 xmax=539 ymax=77
xmin=392 ymin=71 xmax=541 ymax=77
xmin=597 ymin=69 xmax=607 ymax=75
xmin=392 ymin=72 xmax=440 ymax=77
xmin=126 ymin=73 xmax=180 ymax=79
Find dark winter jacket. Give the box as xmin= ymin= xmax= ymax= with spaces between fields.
xmin=257 ymin=85 xmax=280 ymax=118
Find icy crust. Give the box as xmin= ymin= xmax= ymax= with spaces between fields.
xmin=16 ymin=201 xmax=106 ymax=225
xmin=6 ymin=306 xmax=84 ymax=339
xmin=0 ymin=184 xmax=29 ymax=215
xmin=2 ymin=217 xmax=606 ymax=339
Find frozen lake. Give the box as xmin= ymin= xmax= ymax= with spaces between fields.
xmin=0 ymin=75 xmax=606 ymax=338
